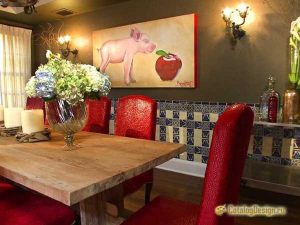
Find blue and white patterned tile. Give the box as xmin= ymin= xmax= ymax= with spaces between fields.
xmin=187 ymin=128 xmax=194 ymax=137
xmin=166 ymin=119 xmax=173 ymax=126
xmin=187 ymin=145 xmax=195 ymax=154
xmin=187 ymin=153 xmax=194 ymax=161
xmin=263 ymin=127 xmax=272 ymax=137
xmin=294 ymin=128 xmax=300 ymax=138
xmin=160 ymin=133 xmax=166 ymax=142
xmin=202 ymin=156 xmax=209 ymax=163
xmin=173 ymin=135 xmax=180 ymax=143
xmin=187 ymin=136 xmax=194 ymax=145
xmin=194 ymin=103 xmax=202 ymax=112
xmin=187 ymin=120 xmax=195 ymax=129
xmin=272 ymin=138 xmax=282 ymax=157
xmin=284 ymin=128 xmax=294 ymax=138
xmin=160 ymin=126 xmax=166 ymax=134
xmin=202 ymin=139 xmax=210 ymax=147
xmin=210 ymin=122 xmax=216 ymax=130
xmin=173 ymin=111 xmax=180 ymax=119
xmin=172 ymin=119 xmax=180 ymax=127
xmin=109 ymin=98 xmax=300 ymax=167
xmin=202 ymin=130 xmax=210 ymax=139
xmin=202 ymin=113 xmax=210 ymax=122
xmin=180 ymin=120 xmax=187 ymax=128
xmin=159 ymin=101 xmax=167 ymax=110
xmin=159 ymin=110 xmax=166 ymax=118
xmin=195 ymin=146 xmax=202 ymax=154
xmin=187 ymin=112 xmax=194 ymax=120
xmin=201 ymin=147 xmax=210 ymax=156
xmin=253 ymin=124 xmax=264 ymax=136
xmin=293 ymin=150 xmax=300 ymax=159
xmin=173 ymin=127 xmax=179 ymax=135
xmin=272 ymin=127 xmax=284 ymax=139
xmin=195 ymin=122 xmax=202 ymax=129
xmin=209 ymin=103 xmax=219 ymax=113
xmin=158 ymin=118 xmax=166 ymax=126
xmin=187 ymin=103 xmax=194 ymax=112
xmin=291 ymin=159 xmax=300 ymax=167
xmin=202 ymin=122 xmax=210 ymax=131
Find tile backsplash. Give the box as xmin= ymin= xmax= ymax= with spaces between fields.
xmin=109 ymin=99 xmax=300 ymax=167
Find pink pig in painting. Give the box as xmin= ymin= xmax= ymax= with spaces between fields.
xmin=99 ymin=27 xmax=156 ymax=85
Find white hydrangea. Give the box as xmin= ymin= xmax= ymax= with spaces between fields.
xmin=25 ymin=76 xmax=37 ymax=97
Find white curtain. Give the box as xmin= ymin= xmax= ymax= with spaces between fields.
xmin=0 ymin=24 xmax=32 ymax=107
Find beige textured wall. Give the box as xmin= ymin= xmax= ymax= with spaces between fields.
xmin=33 ymin=0 xmax=299 ymax=103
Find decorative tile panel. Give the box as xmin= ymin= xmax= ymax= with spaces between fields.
xmin=109 ymin=99 xmax=299 ymax=167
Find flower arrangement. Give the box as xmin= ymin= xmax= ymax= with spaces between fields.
xmin=26 ymin=50 xmax=111 ymax=105
xmin=289 ymin=17 xmax=300 ymax=89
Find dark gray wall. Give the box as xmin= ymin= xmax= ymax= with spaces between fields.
xmin=33 ymin=0 xmax=298 ymax=103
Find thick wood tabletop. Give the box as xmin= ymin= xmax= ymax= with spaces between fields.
xmin=0 ymin=132 xmax=185 ymax=206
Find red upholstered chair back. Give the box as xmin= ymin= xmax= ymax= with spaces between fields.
xmin=26 ymin=97 xmax=45 ymax=110
xmin=197 ymin=104 xmax=254 ymax=225
xmin=83 ymin=97 xmax=111 ymax=134
xmin=115 ymin=95 xmax=157 ymax=140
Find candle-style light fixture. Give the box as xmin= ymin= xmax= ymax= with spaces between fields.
xmin=57 ymin=35 xmax=78 ymax=58
xmin=222 ymin=3 xmax=250 ymax=40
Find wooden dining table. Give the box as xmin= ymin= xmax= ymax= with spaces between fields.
xmin=0 ymin=132 xmax=185 ymax=225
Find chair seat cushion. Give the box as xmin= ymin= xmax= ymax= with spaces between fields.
xmin=121 ymin=196 xmax=199 ymax=225
xmin=123 ymin=170 xmax=153 ymax=196
xmin=0 ymin=181 xmax=76 ymax=225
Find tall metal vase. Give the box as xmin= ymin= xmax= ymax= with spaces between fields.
xmin=282 ymin=89 xmax=300 ymax=124
xmin=45 ymin=99 xmax=87 ymax=150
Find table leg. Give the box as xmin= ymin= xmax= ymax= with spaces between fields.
xmin=80 ymin=192 xmax=107 ymax=225
xmin=104 ymin=184 xmax=124 ymax=217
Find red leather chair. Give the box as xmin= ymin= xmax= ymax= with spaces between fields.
xmin=120 ymin=104 xmax=254 ymax=225
xmin=115 ymin=95 xmax=157 ymax=204
xmin=0 ymin=180 xmax=77 ymax=225
xmin=26 ymin=97 xmax=45 ymax=110
xmin=83 ymin=97 xmax=111 ymax=134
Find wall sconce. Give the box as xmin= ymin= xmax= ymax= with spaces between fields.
xmin=222 ymin=3 xmax=250 ymax=40
xmin=57 ymin=35 xmax=78 ymax=58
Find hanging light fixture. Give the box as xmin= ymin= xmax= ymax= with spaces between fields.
xmin=0 ymin=0 xmax=38 ymax=15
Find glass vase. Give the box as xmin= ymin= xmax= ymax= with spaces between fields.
xmin=45 ymin=99 xmax=87 ymax=150
xmin=282 ymin=89 xmax=300 ymax=124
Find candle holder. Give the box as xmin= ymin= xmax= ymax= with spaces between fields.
xmin=0 ymin=124 xmax=21 ymax=137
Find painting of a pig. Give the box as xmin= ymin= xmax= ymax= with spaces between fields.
xmin=93 ymin=14 xmax=197 ymax=88
xmin=100 ymin=28 xmax=156 ymax=85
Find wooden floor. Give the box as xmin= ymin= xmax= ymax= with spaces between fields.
xmin=124 ymin=169 xmax=300 ymax=225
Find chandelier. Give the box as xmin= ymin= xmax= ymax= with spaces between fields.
xmin=0 ymin=0 xmax=38 ymax=14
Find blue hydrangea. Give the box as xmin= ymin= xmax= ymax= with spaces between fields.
xmin=35 ymin=71 xmax=56 ymax=99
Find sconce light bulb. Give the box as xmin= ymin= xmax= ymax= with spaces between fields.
xmin=237 ymin=3 xmax=249 ymax=18
xmin=58 ymin=36 xmax=65 ymax=45
xmin=64 ymin=35 xmax=71 ymax=43
xmin=222 ymin=7 xmax=233 ymax=22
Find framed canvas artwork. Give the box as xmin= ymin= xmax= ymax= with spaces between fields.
xmin=93 ymin=14 xmax=197 ymax=88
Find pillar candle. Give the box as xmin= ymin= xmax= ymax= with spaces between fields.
xmin=4 ymin=108 xmax=24 ymax=128
xmin=0 ymin=105 xmax=3 ymax=122
xmin=21 ymin=110 xmax=44 ymax=134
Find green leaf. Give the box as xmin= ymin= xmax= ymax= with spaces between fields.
xmin=289 ymin=73 xmax=297 ymax=84
xmin=156 ymin=50 xmax=168 ymax=57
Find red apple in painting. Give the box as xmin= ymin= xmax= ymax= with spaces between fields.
xmin=155 ymin=50 xmax=182 ymax=81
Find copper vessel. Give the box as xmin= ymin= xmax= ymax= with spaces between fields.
xmin=282 ymin=89 xmax=300 ymax=123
